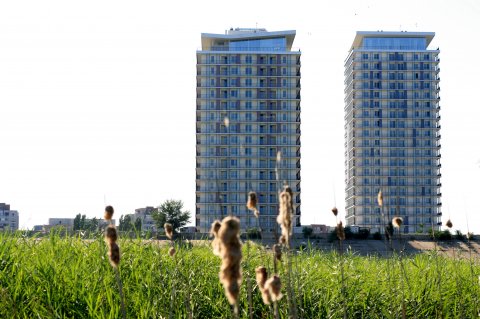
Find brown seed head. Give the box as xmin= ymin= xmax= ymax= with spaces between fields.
xmin=265 ymin=275 xmax=283 ymax=302
xmin=336 ymin=221 xmax=346 ymax=241
xmin=277 ymin=187 xmax=293 ymax=246
xmin=105 ymin=225 xmax=118 ymax=244
xmin=279 ymin=235 xmax=287 ymax=245
xmin=273 ymin=244 xmax=282 ymax=261
xmin=254 ymin=209 xmax=260 ymax=218
xmin=276 ymin=151 xmax=282 ymax=163
xmin=255 ymin=266 xmax=268 ymax=289
xmin=246 ymin=192 xmax=257 ymax=211
xmin=164 ymin=223 xmax=173 ymax=240
xmin=169 ymin=247 xmax=176 ymax=257
xmin=108 ymin=242 xmax=120 ymax=268
xmin=377 ymin=190 xmax=383 ymax=207
xmin=218 ymin=216 xmax=243 ymax=305
xmin=210 ymin=220 xmax=222 ymax=256
xmin=332 ymin=207 xmax=338 ymax=217
xmin=446 ymin=219 xmax=453 ymax=229
xmin=104 ymin=206 xmax=114 ymax=220
xmin=255 ymin=266 xmax=271 ymax=305
xmin=392 ymin=217 xmax=403 ymax=229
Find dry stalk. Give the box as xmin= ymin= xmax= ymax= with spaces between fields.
xmin=103 ymin=207 xmax=126 ymax=319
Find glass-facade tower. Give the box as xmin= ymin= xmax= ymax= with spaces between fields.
xmin=196 ymin=28 xmax=301 ymax=234
xmin=344 ymin=31 xmax=441 ymax=234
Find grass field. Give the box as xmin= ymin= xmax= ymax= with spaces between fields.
xmin=0 ymin=231 xmax=479 ymax=318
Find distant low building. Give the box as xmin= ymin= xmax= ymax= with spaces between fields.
xmin=49 ymin=218 xmax=74 ymax=230
xmin=48 ymin=217 xmax=115 ymax=232
xmin=0 ymin=203 xmax=19 ymax=231
xmin=33 ymin=225 xmax=44 ymax=232
xmin=310 ymin=224 xmax=331 ymax=234
xmin=132 ymin=206 xmax=157 ymax=231
xmin=179 ymin=226 xmax=197 ymax=233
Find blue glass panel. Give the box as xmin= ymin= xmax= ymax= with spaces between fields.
xmin=362 ymin=37 xmax=426 ymax=50
xmin=229 ymin=38 xmax=286 ymax=51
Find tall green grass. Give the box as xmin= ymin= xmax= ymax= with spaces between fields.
xmin=0 ymin=232 xmax=478 ymax=318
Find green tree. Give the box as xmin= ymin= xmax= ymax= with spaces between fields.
xmin=119 ymin=215 xmax=133 ymax=231
xmin=152 ymin=200 xmax=191 ymax=233
xmin=80 ymin=215 xmax=86 ymax=230
xmin=88 ymin=217 xmax=99 ymax=231
xmin=134 ymin=217 xmax=142 ymax=232
xmin=73 ymin=214 xmax=81 ymax=231
xmin=302 ymin=226 xmax=313 ymax=238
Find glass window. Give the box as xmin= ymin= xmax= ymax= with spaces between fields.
xmin=230 ymin=38 xmax=287 ymax=51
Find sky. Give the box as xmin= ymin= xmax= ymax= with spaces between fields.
xmin=1 ymin=0 xmax=479 ymax=234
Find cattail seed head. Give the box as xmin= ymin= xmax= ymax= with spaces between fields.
xmin=377 ymin=190 xmax=383 ymax=207
xmin=210 ymin=220 xmax=222 ymax=256
xmin=276 ymin=151 xmax=282 ymax=163
xmin=224 ymin=117 xmax=229 ymax=128
xmin=392 ymin=217 xmax=403 ymax=229
xmin=265 ymin=275 xmax=283 ymax=302
xmin=108 ymin=242 xmax=120 ymax=268
xmin=217 ymin=216 xmax=242 ymax=306
xmin=279 ymin=235 xmax=287 ymax=245
xmin=254 ymin=210 xmax=259 ymax=218
xmin=332 ymin=207 xmax=338 ymax=217
xmin=105 ymin=225 xmax=118 ymax=244
xmin=255 ymin=266 xmax=268 ymax=289
xmin=169 ymin=247 xmax=176 ymax=257
xmin=273 ymin=244 xmax=282 ymax=261
xmin=255 ymin=266 xmax=271 ymax=305
xmin=247 ymin=192 xmax=257 ymax=211
xmin=104 ymin=206 xmax=114 ymax=220
xmin=336 ymin=221 xmax=346 ymax=241
xmin=446 ymin=219 xmax=453 ymax=229
xmin=210 ymin=220 xmax=222 ymax=236
xmin=277 ymin=185 xmax=293 ymax=246
xmin=164 ymin=223 xmax=173 ymax=240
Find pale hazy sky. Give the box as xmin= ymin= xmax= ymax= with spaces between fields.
xmin=1 ymin=0 xmax=479 ymax=233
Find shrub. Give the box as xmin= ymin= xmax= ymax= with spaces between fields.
xmin=372 ymin=232 xmax=382 ymax=240
xmin=302 ymin=227 xmax=313 ymax=239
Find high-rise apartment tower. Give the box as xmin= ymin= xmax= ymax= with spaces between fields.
xmin=344 ymin=31 xmax=441 ymax=234
xmin=196 ymin=28 xmax=301 ymax=234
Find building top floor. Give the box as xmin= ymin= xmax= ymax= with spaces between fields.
xmin=200 ymin=28 xmax=297 ymax=52
xmin=350 ymin=31 xmax=436 ymax=52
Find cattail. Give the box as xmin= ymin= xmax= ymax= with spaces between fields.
xmin=273 ymin=244 xmax=282 ymax=261
xmin=445 ymin=219 xmax=453 ymax=229
xmin=104 ymin=205 xmax=114 ymax=220
xmin=332 ymin=207 xmax=338 ymax=217
xmin=336 ymin=221 xmax=346 ymax=241
xmin=108 ymin=242 xmax=120 ymax=268
xmin=277 ymin=185 xmax=293 ymax=246
xmin=279 ymin=235 xmax=287 ymax=245
xmin=247 ymin=192 xmax=259 ymax=217
xmin=392 ymin=217 xmax=403 ymax=229
xmin=217 ymin=216 xmax=243 ymax=305
xmin=169 ymin=247 xmax=176 ymax=257
xmin=164 ymin=223 xmax=173 ymax=240
xmin=210 ymin=220 xmax=222 ymax=256
xmin=276 ymin=151 xmax=282 ymax=163
xmin=265 ymin=275 xmax=283 ymax=302
xmin=377 ymin=190 xmax=383 ymax=207
xmin=224 ymin=117 xmax=230 ymax=128
xmin=105 ymin=224 xmax=118 ymax=244
xmin=255 ymin=266 xmax=271 ymax=304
